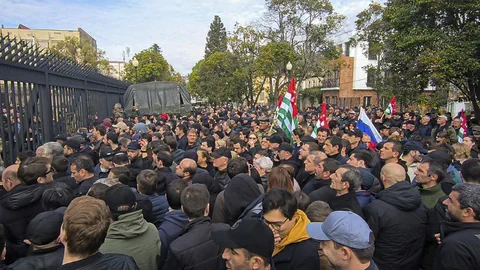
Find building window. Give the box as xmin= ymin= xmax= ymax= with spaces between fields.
xmin=344 ymin=42 xmax=350 ymax=57
xmin=325 ymin=96 xmax=330 ymax=105
xmin=364 ymin=96 xmax=372 ymax=107
xmin=332 ymin=96 xmax=337 ymax=105
xmin=366 ymin=69 xmax=376 ymax=88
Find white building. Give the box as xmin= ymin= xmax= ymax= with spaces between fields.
xmin=108 ymin=61 xmax=125 ymax=80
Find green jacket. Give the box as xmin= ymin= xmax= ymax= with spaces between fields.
xmin=100 ymin=210 xmax=161 ymax=270
xmin=417 ymin=184 xmax=446 ymax=209
xmin=431 ymin=125 xmax=458 ymax=144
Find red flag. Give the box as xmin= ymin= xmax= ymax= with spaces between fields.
xmin=287 ymin=78 xmax=298 ymax=119
xmin=460 ymin=109 xmax=468 ymax=138
xmin=320 ymin=103 xmax=329 ymax=129
xmin=277 ymin=94 xmax=284 ymax=109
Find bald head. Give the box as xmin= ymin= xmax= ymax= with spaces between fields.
xmin=178 ymin=158 xmax=197 ymax=179
xmin=380 ymin=163 xmax=406 ymax=187
xmin=2 ymin=164 xmax=22 ymax=192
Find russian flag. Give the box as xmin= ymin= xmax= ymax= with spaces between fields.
xmin=357 ymin=107 xmax=383 ymax=149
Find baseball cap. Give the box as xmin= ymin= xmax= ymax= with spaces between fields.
xmin=274 ymin=142 xmax=293 ymax=153
xmin=403 ymin=141 xmax=427 ymax=154
xmin=26 ymin=211 xmax=64 ymax=245
xmin=259 ymin=117 xmax=270 ymax=122
xmin=102 ymin=121 xmax=112 ymax=128
xmin=307 ymin=211 xmax=373 ymax=249
xmin=212 ymin=218 xmax=274 ymax=259
xmin=104 ymin=185 xmax=137 ymax=215
xmin=54 ymin=134 xmax=69 ymax=141
xmin=127 ymin=141 xmax=141 ymax=150
xmin=64 ymin=138 xmax=81 ymax=151
xmin=268 ymin=135 xmax=283 ymax=144
xmin=99 ymin=146 xmax=115 ymax=161
xmin=211 ymin=147 xmax=232 ymax=159
xmin=112 ymin=122 xmax=128 ymax=131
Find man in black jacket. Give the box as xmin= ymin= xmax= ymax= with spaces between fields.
xmin=275 ymin=143 xmax=300 ymax=176
xmin=51 ymin=156 xmax=77 ymax=190
xmin=163 ymin=184 xmax=225 ymax=270
xmin=71 ymin=157 xmax=98 ymax=197
xmin=308 ymin=158 xmax=339 ymax=203
xmin=59 ymin=196 xmax=139 ymax=269
xmin=434 ymin=183 xmax=480 ymax=270
xmin=212 ymin=147 xmax=232 ymax=189
xmin=153 ymin=149 xmax=180 ymax=185
xmin=363 ymin=163 xmax=428 ymax=270
xmin=326 ymin=165 xmax=364 ymax=218
xmin=0 ymin=164 xmax=46 ymax=264
xmin=8 ymin=211 xmax=65 ymax=269
xmin=323 ymin=136 xmax=348 ymax=165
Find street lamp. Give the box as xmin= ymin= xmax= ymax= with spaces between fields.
xmin=132 ymin=57 xmax=139 ymax=106
xmin=286 ymin=61 xmax=293 ymax=84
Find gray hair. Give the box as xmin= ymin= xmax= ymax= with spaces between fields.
xmin=42 ymin=142 xmax=64 ymax=158
xmin=452 ymin=183 xmax=480 ymax=221
xmin=340 ymin=165 xmax=362 ymax=192
xmin=255 ymin=156 xmax=273 ymax=173
xmin=114 ymin=103 xmax=122 ymax=109
xmin=422 ymin=115 xmax=431 ymax=121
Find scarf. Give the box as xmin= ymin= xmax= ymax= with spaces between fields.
xmin=273 ymin=210 xmax=311 ymax=256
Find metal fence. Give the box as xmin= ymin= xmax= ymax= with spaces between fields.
xmin=0 ymin=35 xmax=130 ymax=166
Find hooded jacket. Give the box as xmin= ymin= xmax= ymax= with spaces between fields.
xmin=0 ymin=184 xmax=46 ymax=263
xmin=99 ymin=210 xmax=160 ymax=270
xmin=356 ymin=190 xmax=375 ymax=208
xmin=434 ymin=221 xmax=480 ymax=270
xmin=224 ymin=174 xmax=262 ymax=225
xmin=192 ymin=173 xmax=222 ymax=216
xmin=163 ymin=216 xmax=225 ymax=270
xmin=158 ymin=210 xmax=189 ymax=268
xmin=363 ymin=181 xmax=428 ymax=270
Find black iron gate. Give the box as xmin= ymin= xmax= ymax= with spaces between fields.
xmin=0 ymin=35 xmax=129 ymax=166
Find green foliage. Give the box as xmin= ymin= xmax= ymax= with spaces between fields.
xmin=205 ymin=15 xmax=228 ymax=58
xmin=188 ymin=52 xmax=243 ymax=104
xmin=355 ymin=0 xmax=480 ymax=116
xmin=124 ymin=44 xmax=181 ymax=83
xmin=49 ymin=36 xmax=112 ymax=75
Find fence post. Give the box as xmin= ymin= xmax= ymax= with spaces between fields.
xmin=41 ymin=71 xmax=53 ymax=142
xmin=83 ymin=78 xmax=89 ymax=128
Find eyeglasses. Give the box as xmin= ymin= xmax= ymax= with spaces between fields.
xmin=42 ymin=168 xmax=54 ymax=177
xmin=263 ymin=217 xmax=289 ymax=231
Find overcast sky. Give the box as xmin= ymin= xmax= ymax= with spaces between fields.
xmin=1 ymin=0 xmax=382 ymax=75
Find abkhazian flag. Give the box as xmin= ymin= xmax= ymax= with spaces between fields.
xmin=277 ymin=78 xmax=298 ymax=140
xmin=384 ymin=96 xmax=397 ymax=115
xmin=458 ymin=109 xmax=468 ymax=143
xmin=311 ymin=103 xmax=329 ymax=137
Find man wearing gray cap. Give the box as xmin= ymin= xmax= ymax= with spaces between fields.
xmin=307 ymin=211 xmax=378 ymax=270
xmin=431 ymin=115 xmax=457 ymax=143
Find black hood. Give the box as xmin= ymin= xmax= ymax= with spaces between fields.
xmin=0 ymin=184 xmax=45 ymax=210
xmin=376 ymin=181 xmax=422 ymax=211
xmin=192 ymin=172 xmax=221 ymax=195
xmin=224 ymin=174 xmax=261 ymax=222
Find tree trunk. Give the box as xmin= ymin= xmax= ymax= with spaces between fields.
xmin=468 ymin=79 xmax=480 ymax=120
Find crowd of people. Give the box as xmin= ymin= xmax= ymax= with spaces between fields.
xmin=0 ymin=102 xmax=479 ymax=270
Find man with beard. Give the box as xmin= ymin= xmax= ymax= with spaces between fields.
xmin=212 ymin=218 xmax=275 ymax=270
xmin=434 ymin=183 xmax=480 ymax=270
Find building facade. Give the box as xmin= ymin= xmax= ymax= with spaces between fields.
xmin=108 ymin=61 xmax=126 ymax=80
xmin=0 ymin=24 xmax=96 ymax=50
xmin=321 ymin=41 xmax=378 ymax=109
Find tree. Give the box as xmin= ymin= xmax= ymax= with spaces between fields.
xmin=205 ymin=15 xmax=228 ymax=58
xmin=356 ymin=1 xmax=480 ymax=117
xmin=50 ymin=36 xmax=112 ymax=75
xmin=124 ymin=44 xmax=181 ymax=83
xmin=188 ymin=52 xmax=243 ymax=104
xmin=259 ymin=0 xmax=345 ymax=103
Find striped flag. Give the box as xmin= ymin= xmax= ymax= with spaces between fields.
xmin=458 ymin=109 xmax=467 ymax=142
xmin=357 ymin=107 xmax=383 ymax=148
xmin=277 ymin=78 xmax=298 ymax=140
xmin=311 ymin=103 xmax=329 ymax=137
xmin=384 ymin=96 xmax=397 ymax=115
